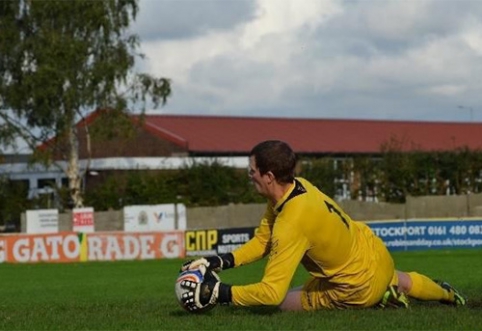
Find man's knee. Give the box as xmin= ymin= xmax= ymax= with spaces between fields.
xmin=279 ymin=288 xmax=304 ymax=311
xmin=396 ymin=271 xmax=413 ymax=293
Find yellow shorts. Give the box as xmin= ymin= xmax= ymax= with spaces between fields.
xmin=300 ymin=237 xmax=397 ymax=310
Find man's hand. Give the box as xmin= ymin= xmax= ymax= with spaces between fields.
xmin=178 ymin=276 xmax=219 ymax=313
xmin=199 ymin=278 xmax=221 ymax=306
xmin=181 ymin=256 xmax=223 ymax=273
xmin=180 ymin=253 xmax=234 ymax=273
xmin=179 ymin=278 xmax=231 ymax=312
xmin=177 ymin=266 xmax=231 ymax=313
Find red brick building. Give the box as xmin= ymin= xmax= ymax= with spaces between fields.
xmin=74 ymin=111 xmax=482 ymax=158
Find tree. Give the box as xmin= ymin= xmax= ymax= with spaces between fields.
xmin=298 ymin=157 xmax=340 ymax=198
xmin=0 ymin=0 xmax=171 ymax=208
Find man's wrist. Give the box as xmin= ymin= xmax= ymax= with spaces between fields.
xmin=218 ymin=283 xmax=232 ymax=304
xmin=220 ymin=253 xmax=235 ymax=270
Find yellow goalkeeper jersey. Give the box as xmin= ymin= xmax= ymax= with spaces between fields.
xmin=230 ymin=177 xmax=391 ymax=306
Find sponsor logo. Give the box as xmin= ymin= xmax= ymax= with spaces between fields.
xmin=138 ymin=211 xmax=148 ymax=225
xmin=153 ymin=212 xmax=165 ymax=223
xmin=177 ymin=270 xmax=203 ymax=283
xmin=160 ymin=234 xmax=180 ymax=258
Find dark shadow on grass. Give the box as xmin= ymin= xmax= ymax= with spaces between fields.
xmin=403 ymin=298 xmax=482 ymax=310
xmin=168 ymin=306 xmax=280 ymax=316
xmin=467 ymin=299 xmax=482 ymax=309
xmin=236 ymin=306 xmax=280 ymax=316
xmin=169 ymin=298 xmax=482 ymax=317
xmin=169 ymin=310 xmax=192 ymax=317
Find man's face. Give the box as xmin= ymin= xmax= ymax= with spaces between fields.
xmin=248 ymin=156 xmax=270 ymax=197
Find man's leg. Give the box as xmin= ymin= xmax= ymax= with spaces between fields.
xmin=279 ymin=277 xmax=339 ymax=311
xmin=378 ymin=272 xmax=409 ymax=308
xmin=279 ymin=286 xmax=304 ymax=311
xmin=397 ymin=270 xmax=467 ymax=306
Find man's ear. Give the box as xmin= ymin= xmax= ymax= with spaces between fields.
xmin=265 ymin=171 xmax=276 ymax=184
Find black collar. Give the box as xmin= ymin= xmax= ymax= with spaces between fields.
xmin=275 ymin=179 xmax=307 ymax=213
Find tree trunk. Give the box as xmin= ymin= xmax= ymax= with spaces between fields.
xmin=67 ymin=123 xmax=83 ymax=208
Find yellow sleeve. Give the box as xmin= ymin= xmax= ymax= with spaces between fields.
xmin=231 ymin=204 xmax=274 ymax=267
xmin=231 ymin=215 xmax=310 ymax=306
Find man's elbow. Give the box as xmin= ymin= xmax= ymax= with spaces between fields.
xmin=262 ymin=284 xmax=286 ymax=306
xmin=271 ymin=295 xmax=285 ymax=306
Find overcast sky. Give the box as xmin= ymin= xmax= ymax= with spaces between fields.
xmin=131 ymin=0 xmax=482 ymax=122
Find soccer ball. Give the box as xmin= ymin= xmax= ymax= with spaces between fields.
xmin=175 ymin=265 xmax=220 ymax=313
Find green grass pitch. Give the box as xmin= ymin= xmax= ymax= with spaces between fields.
xmin=0 ymin=249 xmax=481 ymax=330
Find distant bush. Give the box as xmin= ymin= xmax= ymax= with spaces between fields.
xmin=83 ymin=160 xmax=264 ymax=210
xmin=299 ymin=146 xmax=482 ymax=204
xmin=0 ymin=177 xmax=29 ymax=226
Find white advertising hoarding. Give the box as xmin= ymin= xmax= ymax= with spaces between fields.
xmin=176 ymin=203 xmax=187 ymax=231
xmin=26 ymin=209 xmax=59 ymax=234
xmin=123 ymin=204 xmax=186 ymax=232
xmin=72 ymin=207 xmax=95 ymax=233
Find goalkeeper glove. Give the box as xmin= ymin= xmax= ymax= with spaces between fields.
xmin=178 ymin=267 xmax=232 ymax=312
xmin=199 ymin=278 xmax=232 ymax=306
xmin=181 ymin=253 xmax=235 ymax=273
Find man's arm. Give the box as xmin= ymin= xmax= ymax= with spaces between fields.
xmin=230 ymin=209 xmax=273 ymax=266
xmin=183 ymin=204 xmax=274 ymax=271
xmin=189 ymin=219 xmax=309 ymax=310
xmin=231 ymin=218 xmax=310 ymax=306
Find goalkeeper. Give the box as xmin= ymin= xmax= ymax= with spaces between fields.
xmin=181 ymin=140 xmax=467 ymax=311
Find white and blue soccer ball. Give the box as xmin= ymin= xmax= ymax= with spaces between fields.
xmin=175 ymin=265 xmax=219 ymax=313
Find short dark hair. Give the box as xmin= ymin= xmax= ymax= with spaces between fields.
xmin=250 ymin=140 xmax=296 ymax=184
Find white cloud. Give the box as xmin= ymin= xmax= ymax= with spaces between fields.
xmin=362 ymin=0 xmax=431 ymax=40
xmin=134 ymin=0 xmax=482 ymax=122
xmin=240 ymin=0 xmax=342 ymax=48
xmin=422 ymin=84 xmax=466 ymax=97
xmin=462 ymin=19 xmax=482 ymax=55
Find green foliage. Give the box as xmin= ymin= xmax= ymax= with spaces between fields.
xmin=83 ymin=170 xmax=179 ymax=210
xmin=379 ymin=149 xmax=416 ymax=203
xmin=298 ymin=158 xmax=340 ymax=197
xmin=0 ymin=0 xmax=142 ymax=134
xmin=300 ymin=143 xmax=482 ymax=203
xmin=352 ymin=155 xmax=383 ymax=201
xmin=175 ymin=160 xmax=262 ymax=206
xmin=84 ymin=173 xmax=127 ymax=210
xmin=0 ymin=0 xmax=171 ymax=207
xmin=0 ymin=176 xmax=63 ymax=225
xmin=89 ymin=108 xmax=138 ymax=141
xmin=0 ymin=177 xmax=29 ymax=225
xmin=379 ymin=147 xmax=482 ymax=202
xmin=83 ymin=161 xmax=263 ymax=210
xmin=122 ymin=171 xmax=180 ymax=206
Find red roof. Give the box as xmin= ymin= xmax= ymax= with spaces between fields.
xmin=139 ymin=115 xmax=482 ymax=155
